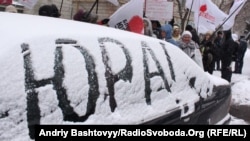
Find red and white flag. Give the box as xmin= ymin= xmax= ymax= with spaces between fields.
xmin=0 ymin=0 xmax=12 ymax=5
xmin=108 ymin=0 xmax=145 ymax=34
xmin=223 ymin=0 xmax=247 ymax=30
xmin=18 ymin=0 xmax=38 ymax=9
xmin=106 ymin=0 xmax=119 ymax=6
xmin=186 ymin=0 xmax=227 ymax=34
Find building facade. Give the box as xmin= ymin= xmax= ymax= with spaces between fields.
xmin=0 ymin=0 xmax=249 ymax=36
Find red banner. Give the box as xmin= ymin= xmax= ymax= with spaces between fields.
xmin=0 ymin=0 xmax=12 ymax=5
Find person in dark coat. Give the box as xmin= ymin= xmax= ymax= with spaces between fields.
xmin=185 ymin=25 xmax=200 ymax=45
xmin=38 ymin=4 xmax=61 ymax=18
xmin=151 ymin=20 xmax=162 ymax=39
xmin=221 ymin=30 xmax=238 ymax=82
xmin=234 ymin=36 xmax=248 ymax=74
xmin=213 ymin=31 xmax=223 ymax=70
xmin=200 ymin=31 xmax=215 ymax=74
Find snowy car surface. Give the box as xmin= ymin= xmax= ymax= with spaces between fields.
xmin=0 ymin=12 xmax=231 ymax=141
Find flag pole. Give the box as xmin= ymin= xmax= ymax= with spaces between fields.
xmin=217 ymin=0 xmax=245 ymax=31
xmin=187 ymin=0 xmax=194 ymax=23
xmin=86 ymin=0 xmax=99 ymax=19
xmin=96 ymin=0 xmax=99 ymax=14
xmin=185 ymin=0 xmax=195 ymax=32
xmin=144 ymin=0 xmax=147 ymax=17
xmin=209 ymin=0 xmax=246 ymax=41
xmin=60 ymin=0 xmax=64 ymax=12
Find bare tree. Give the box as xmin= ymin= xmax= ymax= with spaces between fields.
xmin=174 ymin=0 xmax=189 ymax=31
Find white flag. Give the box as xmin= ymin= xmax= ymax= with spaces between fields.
xmin=223 ymin=0 xmax=247 ymax=30
xmin=106 ymin=0 xmax=119 ymax=6
xmin=108 ymin=0 xmax=145 ymax=34
xmin=185 ymin=0 xmax=201 ymax=11
xmin=18 ymin=0 xmax=38 ymax=9
xmin=187 ymin=0 xmax=228 ymax=34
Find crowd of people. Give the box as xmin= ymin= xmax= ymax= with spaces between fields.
xmin=4 ymin=4 xmax=248 ymax=83
xmin=143 ymin=18 xmax=248 ymax=83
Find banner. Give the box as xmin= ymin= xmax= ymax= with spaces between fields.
xmin=145 ymin=0 xmax=173 ymax=22
xmin=186 ymin=0 xmax=227 ymax=34
xmin=106 ymin=0 xmax=119 ymax=6
xmin=18 ymin=0 xmax=38 ymax=9
xmin=108 ymin=0 xmax=145 ymax=34
xmin=0 ymin=0 xmax=12 ymax=5
xmin=223 ymin=0 xmax=247 ymax=30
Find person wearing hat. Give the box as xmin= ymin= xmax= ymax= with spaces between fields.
xmin=178 ymin=31 xmax=196 ymax=58
xmin=161 ymin=24 xmax=179 ymax=47
xmin=177 ymin=30 xmax=203 ymax=68
xmin=185 ymin=24 xmax=200 ymax=45
xmin=5 ymin=5 xmax=17 ymax=13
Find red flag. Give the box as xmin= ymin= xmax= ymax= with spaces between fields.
xmin=0 ymin=0 xmax=12 ymax=5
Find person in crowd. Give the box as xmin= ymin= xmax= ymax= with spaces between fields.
xmin=143 ymin=18 xmax=157 ymax=38
xmin=73 ymin=9 xmax=98 ymax=24
xmin=177 ymin=31 xmax=203 ymax=68
xmin=185 ymin=24 xmax=200 ymax=45
xmin=231 ymin=33 xmax=239 ymax=62
xmin=172 ymin=25 xmax=181 ymax=41
xmin=38 ymin=4 xmax=61 ymax=18
xmin=220 ymin=30 xmax=238 ymax=82
xmin=200 ymin=31 xmax=215 ymax=74
xmin=213 ymin=31 xmax=223 ymax=70
xmin=151 ymin=20 xmax=162 ymax=39
xmin=73 ymin=9 xmax=84 ymax=21
xmin=234 ymin=36 xmax=248 ymax=74
xmin=161 ymin=24 xmax=179 ymax=47
xmin=5 ymin=5 xmax=17 ymax=13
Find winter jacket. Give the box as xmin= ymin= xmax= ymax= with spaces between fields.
xmin=161 ymin=24 xmax=179 ymax=47
xmin=221 ymin=30 xmax=237 ymax=68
